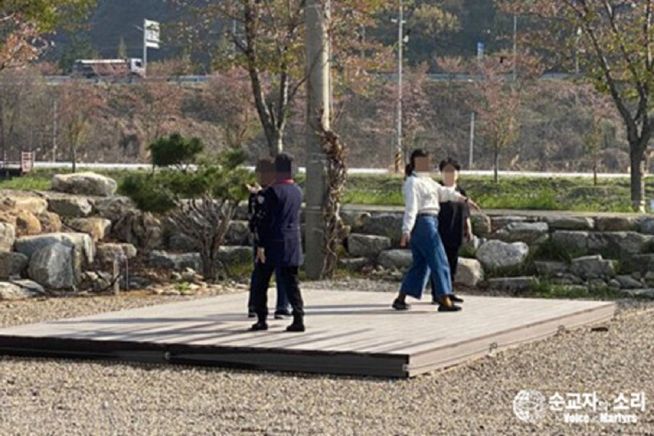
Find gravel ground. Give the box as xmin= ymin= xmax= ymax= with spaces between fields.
xmin=0 ymin=279 xmax=653 ymax=435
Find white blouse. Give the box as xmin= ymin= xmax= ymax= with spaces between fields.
xmin=401 ymin=172 xmax=466 ymax=235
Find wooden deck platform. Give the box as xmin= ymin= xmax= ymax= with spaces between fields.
xmin=0 ymin=290 xmax=616 ymax=378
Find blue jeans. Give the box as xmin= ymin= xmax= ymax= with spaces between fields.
xmin=400 ymin=215 xmax=453 ymax=300
xmin=247 ymin=252 xmax=290 ymax=313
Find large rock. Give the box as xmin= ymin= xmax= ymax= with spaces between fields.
xmin=94 ymin=196 xmax=137 ymax=222
xmin=348 ymin=233 xmax=392 ymax=258
xmin=455 ymin=258 xmax=484 ymax=287
xmin=544 ymin=215 xmax=594 ymax=231
xmin=217 ymin=246 xmax=252 ymax=266
xmin=551 ymin=231 xmax=589 ymax=255
xmin=377 ymin=249 xmax=412 ymax=270
xmin=488 ymin=276 xmax=537 ymax=292
xmin=0 ymin=222 xmax=15 ymax=252
xmin=52 ymin=172 xmax=117 ymax=197
xmin=166 ymin=233 xmax=199 ymax=252
xmin=624 ymin=254 xmax=654 ymax=275
xmin=339 ymin=257 xmax=369 ymax=272
xmin=96 ymin=243 xmax=138 ymax=264
xmin=534 ymin=261 xmax=568 ymax=277
xmin=148 ymin=250 xmax=202 ymax=272
xmin=615 ymin=275 xmax=643 ymax=290
xmin=14 ymin=233 xmax=95 ymax=264
xmin=357 ymin=214 xmax=403 ymax=246
xmin=47 ymin=195 xmax=93 ymax=217
xmin=66 ymin=217 xmax=112 ymax=242
xmin=476 ymin=240 xmax=529 ymax=270
xmin=470 ymin=214 xmax=492 ymax=237
xmin=0 ymin=190 xmax=48 ymax=215
xmin=638 ymin=218 xmax=654 ymax=235
xmin=0 ymin=252 xmax=28 ymax=279
xmin=490 ymin=216 xmax=527 ymax=232
xmin=0 ymin=280 xmax=45 ymax=300
xmin=495 ymin=222 xmax=549 ymax=244
xmin=14 ymin=210 xmax=42 ymax=236
xmin=37 ymin=212 xmax=63 ymax=233
xmin=570 ymin=255 xmax=616 ymax=280
xmin=587 ymin=232 xmax=654 ymax=256
xmin=595 ymin=216 xmax=638 ymax=232
xmin=27 ymin=242 xmax=79 ymax=290
xmin=225 ymin=220 xmax=251 ymax=246
xmin=111 ymin=210 xmax=163 ymax=250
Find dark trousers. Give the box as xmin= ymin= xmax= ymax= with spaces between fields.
xmin=430 ymin=243 xmax=461 ymax=298
xmin=252 ymin=262 xmax=304 ymax=319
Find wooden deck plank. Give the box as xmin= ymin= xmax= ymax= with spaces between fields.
xmin=0 ymin=289 xmax=615 ymax=378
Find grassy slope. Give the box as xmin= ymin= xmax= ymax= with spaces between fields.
xmin=2 ymin=169 xmax=653 ymax=213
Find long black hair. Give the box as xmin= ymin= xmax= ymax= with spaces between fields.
xmin=404 ymin=149 xmax=430 ymax=179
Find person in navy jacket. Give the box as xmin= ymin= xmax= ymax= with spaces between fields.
xmin=250 ymin=153 xmax=305 ymax=332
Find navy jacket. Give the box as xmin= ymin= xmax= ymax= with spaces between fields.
xmin=438 ymin=185 xmax=469 ymax=249
xmin=254 ymin=180 xmax=304 ymax=267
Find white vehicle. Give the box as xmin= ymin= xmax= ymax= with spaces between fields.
xmin=71 ymin=58 xmax=145 ymax=79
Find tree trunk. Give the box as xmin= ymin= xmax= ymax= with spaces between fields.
xmin=593 ymin=159 xmax=598 ymax=186
xmin=493 ymin=147 xmax=499 ymax=184
xmin=629 ymin=145 xmax=646 ymax=212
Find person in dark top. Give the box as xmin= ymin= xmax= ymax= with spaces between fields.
xmin=250 ymin=153 xmax=305 ymax=332
xmin=246 ymin=158 xmax=290 ymax=319
xmin=430 ymin=157 xmax=473 ymax=304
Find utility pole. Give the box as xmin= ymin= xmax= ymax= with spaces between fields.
xmin=394 ymin=0 xmax=405 ymax=172
xmin=469 ymin=112 xmax=475 ymax=168
xmin=304 ymin=0 xmax=331 ymax=280
xmin=512 ymin=15 xmax=518 ymax=81
xmin=52 ymin=99 xmax=58 ymax=162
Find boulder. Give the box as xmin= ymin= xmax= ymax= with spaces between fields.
xmin=216 ymin=246 xmax=252 ymax=266
xmin=377 ymin=249 xmax=412 ymax=270
xmin=615 ymin=275 xmax=643 ymax=290
xmin=570 ymin=255 xmax=616 ymax=280
xmin=51 ymin=172 xmax=117 ymax=197
xmin=638 ymin=218 xmax=654 ymax=235
xmin=37 ymin=212 xmax=63 ymax=233
xmin=455 ymin=258 xmax=484 ymax=287
xmin=111 ymin=210 xmax=163 ymax=250
xmin=13 ymin=211 xmax=42 ymax=236
xmin=595 ymin=216 xmax=638 ymax=232
xmin=544 ymin=215 xmax=594 ymax=231
xmin=339 ymin=257 xmax=369 ymax=272
xmin=0 ymin=280 xmax=45 ymax=300
xmin=47 ymin=195 xmax=93 ymax=217
xmin=495 ymin=222 xmax=549 ymax=244
xmin=348 ymin=233 xmax=392 ymax=258
xmin=80 ymin=271 xmax=114 ymax=292
xmin=470 ymin=214 xmax=492 ymax=237
xmin=534 ymin=261 xmax=569 ymax=277
xmin=27 ymin=242 xmax=79 ymax=290
xmin=623 ymin=289 xmax=654 ymax=299
xmin=587 ymin=232 xmax=654 ymax=256
xmin=551 ymin=231 xmax=589 ymax=255
xmin=0 ymin=222 xmax=15 ymax=252
xmin=14 ymin=233 xmax=95 ymax=265
xmin=166 ymin=233 xmax=199 ymax=252
xmin=66 ymin=217 xmax=112 ymax=242
xmin=94 ymin=196 xmax=137 ymax=222
xmin=476 ymin=240 xmax=529 ymax=270
xmin=623 ymin=254 xmax=654 ymax=275
xmin=0 ymin=190 xmax=48 ymax=215
xmin=341 ymin=209 xmax=369 ymax=229
xmin=357 ymin=214 xmax=403 ymax=246
xmin=148 ymin=250 xmax=202 ymax=272
xmin=0 ymin=252 xmax=29 ymax=279
xmin=225 ymin=220 xmax=251 ymax=246
xmin=551 ymin=273 xmax=584 ymax=286
xmin=96 ymin=243 xmax=138 ymax=264
xmin=490 ymin=216 xmax=527 ymax=232
xmin=487 ymin=276 xmax=537 ymax=292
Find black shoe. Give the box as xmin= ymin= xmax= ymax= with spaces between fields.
xmin=286 ymin=317 xmax=305 ymax=332
xmin=250 ymin=321 xmax=268 ymax=331
xmin=392 ymin=298 xmax=410 ymax=311
xmin=274 ymin=309 xmax=292 ymax=320
xmin=450 ymin=294 xmax=464 ymax=303
xmin=248 ymin=310 xmax=256 ymax=318
xmin=438 ymin=303 xmax=462 ymax=312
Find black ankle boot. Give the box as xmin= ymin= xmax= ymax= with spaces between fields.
xmin=250 ymin=315 xmax=268 ymax=331
xmin=286 ymin=315 xmax=305 ymax=332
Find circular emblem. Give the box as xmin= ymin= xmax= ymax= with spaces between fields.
xmin=513 ymin=389 xmax=547 ymax=423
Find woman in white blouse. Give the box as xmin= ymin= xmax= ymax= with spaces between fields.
xmin=392 ymin=149 xmax=480 ymax=312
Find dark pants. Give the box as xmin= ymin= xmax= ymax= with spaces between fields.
xmin=247 ymin=267 xmax=290 ymax=313
xmin=431 ymin=244 xmax=461 ymax=299
xmin=252 ymin=262 xmax=304 ymax=319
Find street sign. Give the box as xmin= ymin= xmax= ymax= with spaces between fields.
xmin=144 ymin=19 xmax=160 ymax=49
